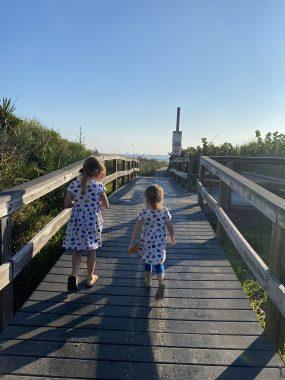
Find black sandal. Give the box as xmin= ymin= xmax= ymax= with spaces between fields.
xmin=67 ymin=276 xmax=78 ymax=291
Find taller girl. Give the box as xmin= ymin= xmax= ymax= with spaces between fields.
xmin=63 ymin=156 xmax=109 ymax=291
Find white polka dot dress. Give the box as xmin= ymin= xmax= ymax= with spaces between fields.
xmin=138 ymin=208 xmax=171 ymax=265
xmin=63 ymin=178 xmax=105 ymax=252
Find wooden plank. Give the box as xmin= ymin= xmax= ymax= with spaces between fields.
xmin=266 ymin=222 xmax=285 ymax=351
xmin=20 ymin=300 xmax=257 ymax=321
xmin=0 ymin=325 xmax=274 ymax=350
xmin=0 ymin=356 xmax=282 ymax=380
xmin=0 ymin=338 xmax=280 ymax=366
xmin=10 ymin=311 xmax=261 ymax=334
xmin=0 ymin=161 xmax=137 ymax=218
xmin=43 ymin=274 xmax=242 ymax=290
xmin=27 ymin=290 xmax=253 ymax=309
xmin=0 ymin=263 xmax=11 ymax=292
xmin=48 ymin=266 xmax=238 ymax=280
xmin=9 ymin=209 xmax=71 ymax=282
xmin=169 ymin=168 xmax=187 ymax=179
xmin=36 ymin=281 xmax=248 ymax=298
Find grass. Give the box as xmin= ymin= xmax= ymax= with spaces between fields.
xmin=222 ymin=237 xmax=267 ymax=329
xmin=220 ymin=222 xmax=285 ymax=361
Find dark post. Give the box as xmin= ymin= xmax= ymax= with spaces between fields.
xmin=216 ymin=181 xmax=228 ymax=243
xmin=266 ymin=223 xmax=285 ymax=351
xmin=112 ymin=159 xmax=118 ymax=192
xmin=225 ymin=161 xmax=234 ymax=209
xmin=198 ymin=162 xmax=205 ymax=209
xmin=127 ymin=161 xmax=131 ymax=182
xmin=187 ymin=160 xmax=193 ymax=191
xmin=0 ymin=215 xmax=13 ymax=331
xmin=122 ymin=160 xmax=126 ymax=185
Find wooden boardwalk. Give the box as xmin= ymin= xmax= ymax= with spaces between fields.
xmin=0 ymin=175 xmax=284 ymax=379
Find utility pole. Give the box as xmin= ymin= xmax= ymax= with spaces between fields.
xmin=77 ymin=126 xmax=85 ymax=146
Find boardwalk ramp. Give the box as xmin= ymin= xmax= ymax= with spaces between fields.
xmin=0 ymin=175 xmax=284 ymax=379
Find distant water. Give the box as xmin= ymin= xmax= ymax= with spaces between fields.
xmin=124 ymin=154 xmax=169 ymax=162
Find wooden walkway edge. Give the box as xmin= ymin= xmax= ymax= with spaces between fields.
xmin=0 ymin=175 xmax=284 ymax=379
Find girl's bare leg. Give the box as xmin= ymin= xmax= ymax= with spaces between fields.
xmin=71 ymin=251 xmax=82 ymax=277
xmin=68 ymin=251 xmax=82 ymax=291
xmin=158 ymin=273 xmax=165 ymax=287
xmin=145 ymin=271 xmax=152 ymax=288
xmin=156 ymin=273 xmax=166 ymax=300
xmin=87 ymin=250 xmax=98 ymax=286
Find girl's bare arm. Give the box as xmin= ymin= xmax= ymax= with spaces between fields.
xmin=166 ymin=220 xmax=175 ymax=244
xmin=64 ymin=192 xmax=74 ymax=208
xmin=130 ymin=220 xmax=143 ymax=246
xmin=101 ymin=192 xmax=109 ymax=208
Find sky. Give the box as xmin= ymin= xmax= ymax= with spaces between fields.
xmin=1 ymin=0 xmax=285 ymax=155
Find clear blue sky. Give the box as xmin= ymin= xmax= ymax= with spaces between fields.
xmin=1 ymin=0 xmax=285 ymax=154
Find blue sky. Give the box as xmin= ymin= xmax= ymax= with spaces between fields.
xmin=1 ymin=0 xmax=285 ymax=154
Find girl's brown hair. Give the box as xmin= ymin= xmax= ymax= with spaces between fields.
xmin=80 ymin=156 xmax=106 ymax=195
xmin=145 ymin=184 xmax=164 ymax=209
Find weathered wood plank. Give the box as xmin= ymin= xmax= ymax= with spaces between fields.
xmin=20 ymin=300 xmax=257 ymax=321
xmin=0 ymin=325 xmax=274 ymax=350
xmin=10 ymin=311 xmax=261 ymax=334
xmin=0 ymin=356 xmax=282 ymax=380
xmin=28 ymin=290 xmax=253 ymax=309
xmin=0 ymin=339 xmax=280 ymax=366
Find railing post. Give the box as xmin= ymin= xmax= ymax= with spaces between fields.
xmin=225 ymin=160 xmax=234 ymax=209
xmin=187 ymin=160 xmax=193 ymax=191
xmin=127 ymin=161 xmax=130 ymax=182
xmin=112 ymin=159 xmax=118 ymax=192
xmin=198 ymin=162 xmax=205 ymax=209
xmin=132 ymin=159 xmax=135 ymax=179
xmin=122 ymin=160 xmax=126 ymax=185
xmin=0 ymin=215 xmax=13 ymax=331
xmin=216 ymin=181 xmax=228 ymax=243
xmin=266 ymin=223 xmax=285 ymax=351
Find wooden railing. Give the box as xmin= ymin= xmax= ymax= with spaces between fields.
xmin=169 ymin=155 xmax=285 ymax=349
xmin=196 ymin=156 xmax=285 ymax=351
xmin=0 ymin=154 xmax=139 ymax=330
xmin=169 ymin=155 xmax=285 ymax=191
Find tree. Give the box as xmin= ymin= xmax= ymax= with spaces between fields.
xmin=0 ymin=97 xmax=16 ymax=131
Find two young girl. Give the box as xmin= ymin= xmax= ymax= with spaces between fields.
xmin=63 ymin=156 xmax=174 ymax=297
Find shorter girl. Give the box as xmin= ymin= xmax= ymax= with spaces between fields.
xmin=63 ymin=156 xmax=109 ymax=291
xmin=129 ymin=184 xmax=174 ymax=299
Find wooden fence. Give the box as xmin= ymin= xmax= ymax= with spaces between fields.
xmin=0 ymin=154 xmax=139 ymax=331
xmin=170 ymin=155 xmax=285 ymax=351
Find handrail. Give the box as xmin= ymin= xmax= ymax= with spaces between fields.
xmin=0 ymin=168 xmax=137 ymax=292
xmin=170 ymin=155 xmax=285 ymax=163
xmin=0 ymin=154 xmax=139 ymax=218
xmin=0 ymin=154 xmax=139 ymax=330
xmin=170 ymin=154 xmax=285 ymax=350
xmin=197 ymin=180 xmax=285 ymax=318
xmin=194 ymin=155 xmax=285 ymax=351
xmin=200 ymin=156 xmax=285 ymax=229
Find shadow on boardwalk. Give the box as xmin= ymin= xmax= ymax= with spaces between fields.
xmin=0 ymin=175 xmax=283 ymax=379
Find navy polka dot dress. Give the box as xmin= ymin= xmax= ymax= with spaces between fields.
xmin=63 ymin=178 xmax=105 ymax=252
xmin=138 ymin=208 xmax=171 ymax=265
